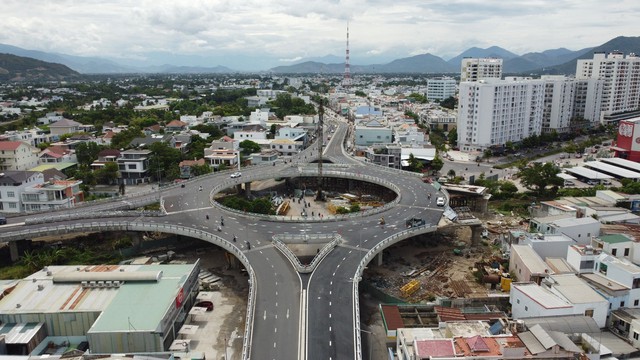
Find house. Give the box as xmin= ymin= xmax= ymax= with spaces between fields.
xmin=509 ymin=244 xmax=551 ymax=284
xmin=595 ymin=254 xmax=640 ymax=309
xmin=204 ymin=148 xmax=239 ymax=169
xmin=251 ymin=150 xmax=279 ymax=165
xmin=510 ymin=274 xmax=608 ymax=327
xmin=38 ymin=147 xmax=74 ymax=164
xmin=591 ymin=234 xmax=634 ymax=261
xmin=165 ymin=120 xmax=188 ymax=132
xmin=354 ymin=123 xmax=392 ymax=146
xmin=48 ymin=118 xmax=83 ymax=136
xmin=91 ymin=149 xmax=121 ymax=171
xmin=566 ymin=244 xmax=601 ymax=274
xmin=0 ymin=171 xmax=44 ymax=213
xmin=143 ymin=124 xmax=162 ymax=135
xmin=520 ymin=233 xmax=576 ymax=260
xmin=117 ymin=149 xmax=152 ymax=185
xmin=179 ymin=159 xmax=205 ymax=179
xmin=364 ymin=144 xmax=402 ymax=169
xmin=270 ymin=139 xmax=303 ymax=156
xmin=529 ymin=215 xmax=600 ymax=244
xmin=21 ymin=179 xmax=84 ymax=212
xmin=0 ymin=141 xmax=40 ymax=171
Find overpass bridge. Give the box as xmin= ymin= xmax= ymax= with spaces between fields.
xmin=0 ymin=112 xmax=445 ymax=360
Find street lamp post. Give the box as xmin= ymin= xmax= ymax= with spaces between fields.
xmin=360 ymin=328 xmax=373 ymax=360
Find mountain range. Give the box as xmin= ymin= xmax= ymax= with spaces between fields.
xmin=0 ymin=53 xmax=78 ymax=82
xmin=0 ymin=36 xmax=639 ymax=76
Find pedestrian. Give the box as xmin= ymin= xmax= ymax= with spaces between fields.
xmin=233 ymin=235 xmax=237 ymax=242
xmin=206 ymin=214 xmax=209 ymax=220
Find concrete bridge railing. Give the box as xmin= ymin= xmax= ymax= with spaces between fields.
xmin=352 ymin=223 xmax=438 ymax=360
xmin=272 ymin=234 xmax=340 ymax=273
xmin=24 ymin=210 xmax=165 ymax=225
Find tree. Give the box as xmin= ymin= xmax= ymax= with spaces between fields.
xmin=407 ymin=153 xmax=423 ymax=172
xmin=447 ymin=128 xmax=457 ymax=147
xmin=447 ymin=169 xmax=456 ymax=178
xmin=75 ymin=142 xmax=103 ymax=166
xmin=191 ymin=163 xmax=212 ymax=177
xmin=430 ymin=155 xmax=444 ymax=173
xmin=239 ymin=140 xmax=261 ymax=155
xmin=186 ymin=135 xmax=209 ymax=159
xmin=95 ymin=162 xmax=119 ymax=185
xmin=517 ymin=162 xmax=564 ymax=196
xmin=148 ymin=142 xmax=182 ymax=182
xmin=440 ymin=96 xmax=457 ymax=110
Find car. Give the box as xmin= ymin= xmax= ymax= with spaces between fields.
xmin=586 ymin=179 xmax=598 ymax=186
xmin=0 ymin=216 xmax=5 ymax=225
xmin=564 ymin=180 xmax=575 ymax=187
xmin=436 ymin=197 xmax=446 ymax=207
xmin=195 ymin=301 xmax=214 ymax=311
xmin=405 ymin=218 xmax=426 ymax=228
xmin=230 ymin=172 xmax=242 ymax=178
xmin=602 ymin=179 xmax=612 ymax=185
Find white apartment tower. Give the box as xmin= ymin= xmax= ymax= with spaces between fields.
xmin=540 ymin=75 xmax=577 ymax=134
xmin=460 ymin=58 xmax=503 ymax=82
xmin=457 ymin=78 xmax=545 ymax=152
xmin=426 ymin=77 xmax=456 ymax=101
xmin=576 ymin=52 xmax=640 ymax=123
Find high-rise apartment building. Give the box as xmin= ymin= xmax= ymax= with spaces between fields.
xmin=576 ymin=52 xmax=640 ymax=123
xmin=426 ymin=77 xmax=456 ymax=101
xmin=460 ymin=58 xmax=503 ymax=82
xmin=540 ymin=75 xmax=577 ymax=134
xmin=457 ymin=78 xmax=544 ymax=152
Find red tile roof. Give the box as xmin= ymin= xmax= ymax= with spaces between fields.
xmin=166 ymin=120 xmax=187 ymax=127
xmin=380 ymin=304 xmax=404 ymax=331
xmin=0 ymin=141 xmax=26 ymax=150
xmin=415 ymin=339 xmax=455 ymax=358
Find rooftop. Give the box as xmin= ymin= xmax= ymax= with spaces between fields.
xmin=512 ymin=283 xmax=571 ymax=309
xmin=599 ymin=233 xmax=633 ymax=244
xmin=548 ymin=274 xmax=608 ymax=304
xmin=511 ymin=244 xmax=550 ymax=274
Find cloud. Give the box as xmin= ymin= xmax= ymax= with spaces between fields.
xmin=279 ymin=56 xmax=304 ymax=62
xmin=0 ymin=0 xmax=637 ymax=69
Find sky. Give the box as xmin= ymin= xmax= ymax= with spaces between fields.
xmin=1 ymin=0 xmax=639 ymax=70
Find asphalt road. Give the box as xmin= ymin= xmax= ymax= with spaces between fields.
xmin=0 ymin=111 xmax=445 ymax=360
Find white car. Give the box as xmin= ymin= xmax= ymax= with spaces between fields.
xmin=436 ymin=197 xmax=446 ymax=207
xmin=230 ymin=172 xmax=242 ymax=178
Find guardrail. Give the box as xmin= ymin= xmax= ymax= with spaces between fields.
xmin=272 ymin=234 xmax=340 ymax=273
xmin=352 ymin=223 xmax=438 ymax=360
xmin=24 ymin=210 xmax=164 ymax=225
xmin=0 ymin=221 xmax=257 ymax=360
xmin=209 ymin=168 xmax=403 ymax=223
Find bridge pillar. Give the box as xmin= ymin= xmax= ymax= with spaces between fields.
xmin=470 ymin=225 xmax=483 ymax=247
xmin=376 ymin=251 xmax=383 ymax=266
xmin=9 ymin=239 xmax=32 ymax=263
xmin=130 ymin=232 xmax=143 ymax=250
xmin=244 ymin=182 xmax=251 ymax=197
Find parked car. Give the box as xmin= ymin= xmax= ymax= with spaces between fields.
xmin=0 ymin=216 xmax=6 ymax=225
xmin=195 ymin=301 xmax=214 ymax=311
xmin=230 ymin=172 xmax=242 ymax=178
xmin=602 ymin=179 xmax=612 ymax=185
xmin=586 ymin=179 xmax=598 ymax=186
xmin=436 ymin=197 xmax=446 ymax=207
xmin=564 ymin=180 xmax=575 ymax=187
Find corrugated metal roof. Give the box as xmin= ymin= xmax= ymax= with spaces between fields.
xmin=380 ymin=305 xmax=404 ymax=331
xmin=530 ymin=324 xmax=556 ymax=349
xmin=522 ymin=315 xmax=600 ymax=334
xmin=518 ymin=331 xmax=546 ymax=354
xmin=513 ymin=283 xmax=571 ymax=309
xmin=548 ymin=330 xmax=581 ymax=353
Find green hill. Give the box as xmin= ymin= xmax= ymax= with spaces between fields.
xmin=0 ymin=53 xmax=79 ymax=82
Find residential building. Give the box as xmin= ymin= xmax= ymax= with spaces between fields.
xmin=510 ymin=274 xmax=609 ymax=327
xmin=48 ymin=118 xmax=83 ymax=136
xmin=21 ymin=179 xmax=84 ymax=212
xmin=0 ymin=171 xmax=44 ymax=213
xmin=529 ymin=216 xmax=600 ymax=244
xmin=460 ymin=58 xmax=503 ymax=82
xmin=394 ymin=125 xmax=425 ymax=146
xmin=354 ymin=123 xmax=392 ymax=146
xmin=591 ymin=234 xmax=634 ymax=261
xmin=90 ymin=149 xmax=121 ymax=171
xmin=364 ymin=144 xmax=402 ymax=169
xmin=540 ymin=75 xmax=577 ymax=134
xmin=233 ymin=128 xmax=268 ymax=141
xmin=520 ymin=233 xmax=575 ymax=260
xmin=251 ymin=149 xmax=279 ymax=165
xmin=165 ymin=120 xmax=188 ymax=132
xmin=457 ymin=78 xmax=545 ymax=152
xmin=566 ymin=244 xmax=601 ymax=274
xmin=0 ymin=141 xmax=39 ymax=171
xmin=204 ymin=148 xmax=239 ymax=169
xmin=509 ymin=244 xmax=551 ymax=284
xmin=179 ymin=158 xmax=205 ymax=179
xmin=117 ymin=149 xmax=152 ymax=185
xmin=426 ymin=77 xmax=456 ymax=101
xmin=595 ymin=254 xmax=640 ymax=309
xmin=270 ymin=139 xmax=303 ymax=156
xmin=424 ymin=109 xmax=457 ymax=132
xmin=275 ymin=127 xmax=308 ymax=146
xmin=576 ymin=52 xmax=640 ymax=124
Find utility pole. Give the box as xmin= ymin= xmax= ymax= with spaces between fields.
xmin=316 ymin=99 xmax=324 ymax=201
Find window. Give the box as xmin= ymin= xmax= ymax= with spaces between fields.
xmin=621 ymin=301 xmax=626 ymax=307
xmin=9 ymin=203 xmax=16 ymax=209
xmin=524 ymin=306 xmax=528 ymax=311
xmin=128 ymin=164 xmax=136 ymax=170
xmin=7 ymin=191 xmax=14 ymax=198
xmin=634 ymin=332 xmax=639 ymax=340
xmin=612 ymin=249 xmax=618 ymax=256
xmin=635 ymin=299 xmax=639 ymax=307
xmin=584 ymin=309 xmax=594 ymax=317
xmin=517 ymin=299 xmax=520 ymax=304
xmin=625 ymin=248 xmax=630 ymax=256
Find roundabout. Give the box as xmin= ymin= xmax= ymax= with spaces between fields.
xmin=0 ymin=118 xmax=446 ymax=360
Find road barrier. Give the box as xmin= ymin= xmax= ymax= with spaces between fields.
xmin=24 ymin=210 xmax=164 ymax=225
